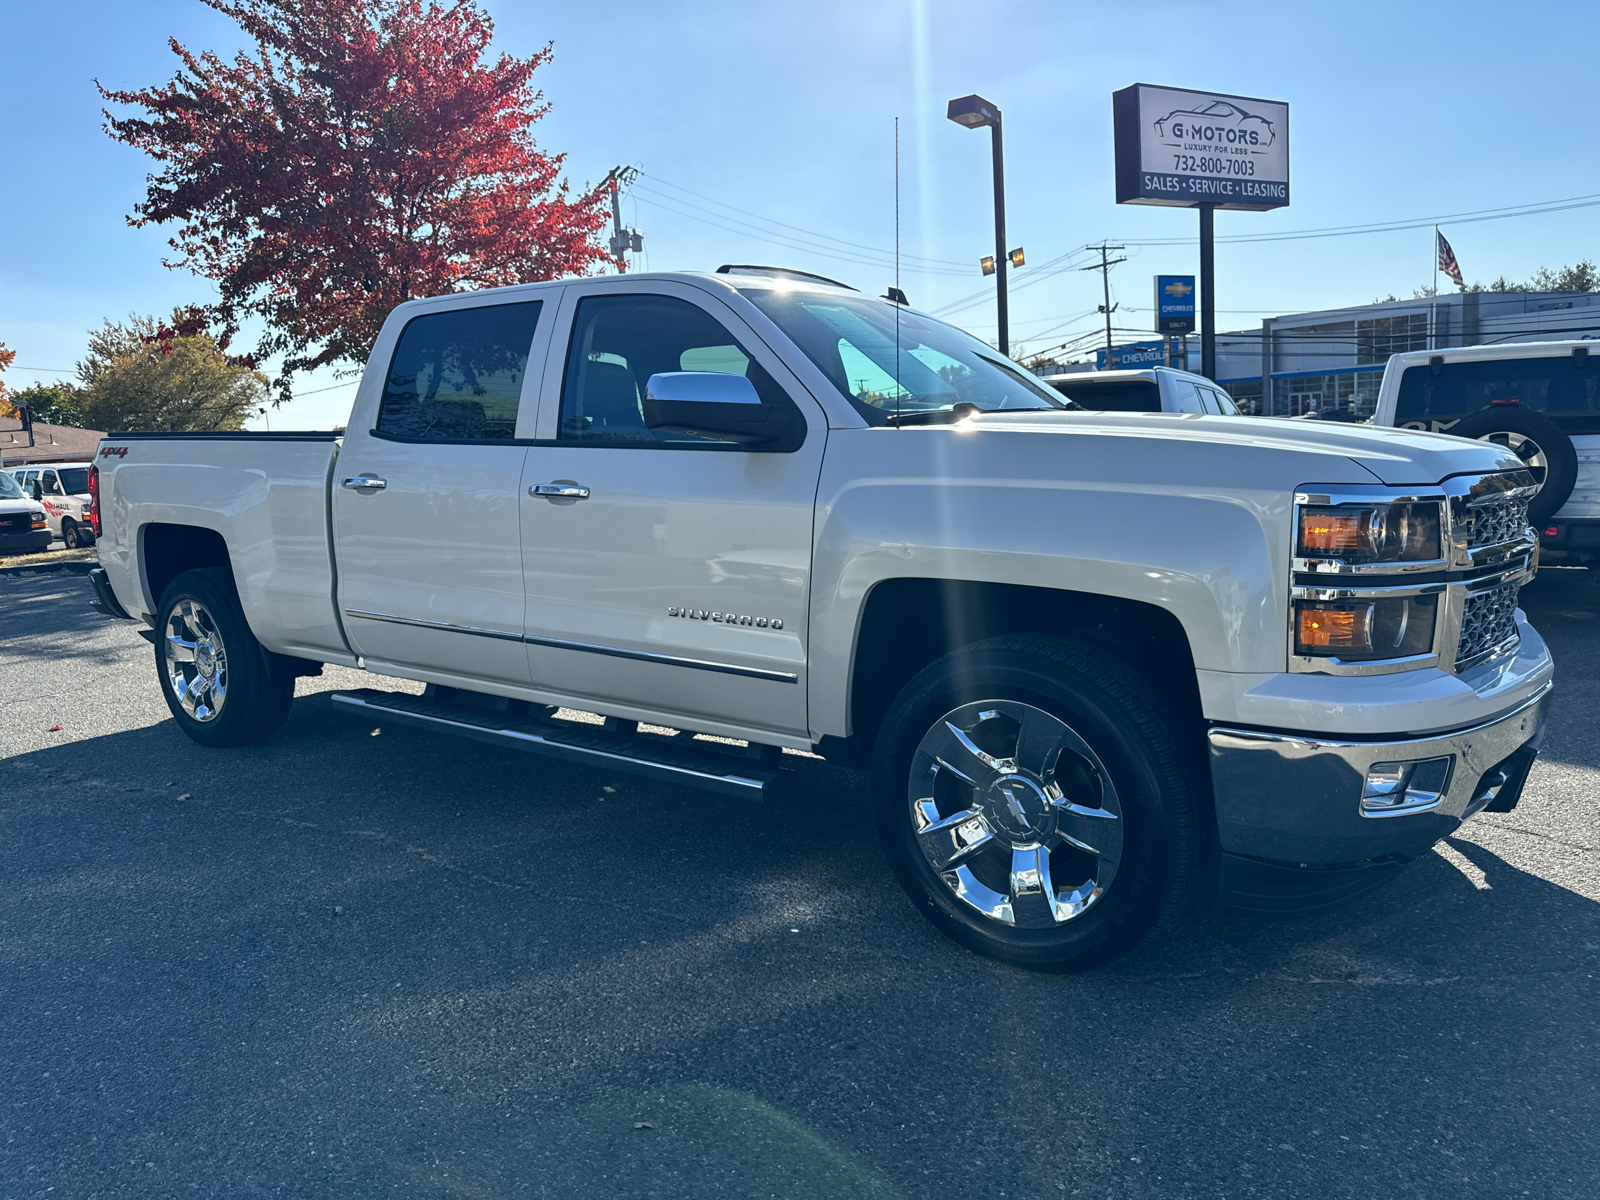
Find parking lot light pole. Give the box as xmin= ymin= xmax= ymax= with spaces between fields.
xmin=947 ymin=94 xmax=1008 ymax=357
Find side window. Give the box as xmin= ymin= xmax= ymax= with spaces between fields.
xmin=42 ymin=471 xmax=62 ymax=494
xmin=1168 ymin=379 xmax=1208 ymax=413
xmin=558 ymin=294 xmax=798 ymax=446
xmin=1208 ymin=387 xmax=1240 ymax=415
xmin=375 ymin=300 xmax=543 ymax=441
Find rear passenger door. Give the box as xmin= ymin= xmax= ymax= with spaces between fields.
xmin=333 ymin=294 xmax=558 ymax=685
xmin=516 ymin=281 xmax=826 ymax=741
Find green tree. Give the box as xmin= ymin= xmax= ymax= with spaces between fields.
xmin=9 ymin=381 xmax=86 ymax=427
xmin=1466 ymin=260 xmax=1599 ymax=294
xmin=77 ymin=312 xmax=268 ymax=432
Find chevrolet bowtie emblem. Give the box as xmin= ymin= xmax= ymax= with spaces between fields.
xmin=1164 ymin=280 xmax=1193 ymax=299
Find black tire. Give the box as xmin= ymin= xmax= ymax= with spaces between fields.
xmin=62 ymin=520 xmax=81 ymax=550
xmin=872 ymin=634 xmax=1207 ymax=972
xmin=155 ymin=567 xmax=294 ymax=748
xmin=1447 ymin=407 xmax=1578 ymax=528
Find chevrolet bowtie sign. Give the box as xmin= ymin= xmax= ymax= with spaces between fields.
xmin=1155 ymin=275 xmax=1196 ymax=334
xmin=1114 ymin=84 xmax=1290 ymax=211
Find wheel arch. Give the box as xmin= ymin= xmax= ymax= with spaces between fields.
xmin=821 ymin=578 xmax=1202 ymax=767
xmin=140 ymin=522 xmax=234 ymax=614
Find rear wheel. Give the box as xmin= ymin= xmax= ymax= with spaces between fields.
xmin=156 ymin=568 xmax=294 ymax=747
xmin=872 ymin=634 xmax=1206 ymax=972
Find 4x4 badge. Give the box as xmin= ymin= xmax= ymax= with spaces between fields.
xmin=668 ymin=607 xmax=782 ymax=629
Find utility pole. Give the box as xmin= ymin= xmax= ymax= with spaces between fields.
xmin=603 ymin=166 xmax=643 ymax=272
xmin=1199 ymin=205 xmax=1216 ymax=379
xmin=1082 ymin=243 xmax=1126 ymax=367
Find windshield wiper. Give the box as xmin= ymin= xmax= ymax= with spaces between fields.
xmin=884 ymin=401 xmax=1076 ymax=426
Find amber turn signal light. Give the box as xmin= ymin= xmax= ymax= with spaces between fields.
xmin=1299 ymin=510 xmax=1371 ymax=554
xmin=1296 ymin=604 xmax=1373 ymax=652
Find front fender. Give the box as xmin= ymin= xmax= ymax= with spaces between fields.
xmin=805 ymin=423 xmax=1376 ymax=739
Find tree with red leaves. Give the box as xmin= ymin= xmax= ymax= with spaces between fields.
xmin=0 ymin=342 xmax=15 ymax=417
xmin=101 ymin=0 xmax=612 ymax=397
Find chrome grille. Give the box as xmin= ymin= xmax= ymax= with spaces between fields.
xmin=1456 ymin=581 xmax=1521 ymax=667
xmin=1464 ymin=488 xmax=1531 ymax=549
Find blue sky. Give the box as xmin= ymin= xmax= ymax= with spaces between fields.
xmin=3 ymin=0 xmax=1597 ymax=429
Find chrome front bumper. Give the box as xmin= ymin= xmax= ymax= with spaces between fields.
xmin=1207 ymin=683 xmax=1550 ymax=916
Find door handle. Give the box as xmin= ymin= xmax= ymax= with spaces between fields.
xmin=530 ymin=482 xmax=590 ymax=500
xmin=342 ymin=475 xmax=387 ymax=491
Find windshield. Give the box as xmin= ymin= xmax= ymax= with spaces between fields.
xmin=58 ymin=468 xmax=90 ymax=494
xmin=0 ymin=472 xmax=24 ymax=501
xmin=741 ymin=289 xmax=1065 ymax=425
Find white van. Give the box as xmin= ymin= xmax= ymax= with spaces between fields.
xmin=8 ymin=460 xmax=96 ymax=547
xmin=1372 ymin=341 xmax=1599 ymax=568
xmin=0 ymin=469 xmax=51 ymax=554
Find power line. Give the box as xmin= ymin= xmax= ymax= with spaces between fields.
xmin=638 ymin=173 xmax=971 ymax=270
xmin=1114 ymin=191 xmax=1600 ymax=247
xmin=631 ymin=190 xmax=975 ymax=279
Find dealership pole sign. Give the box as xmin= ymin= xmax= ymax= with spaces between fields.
xmin=1113 ymin=84 xmax=1289 ymax=211
xmin=1154 ymin=275 xmax=1196 ymax=334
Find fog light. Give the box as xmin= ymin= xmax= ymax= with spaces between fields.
xmin=1361 ymin=756 xmax=1453 ymax=817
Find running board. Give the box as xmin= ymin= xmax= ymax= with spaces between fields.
xmin=329 ymin=687 xmax=785 ymax=801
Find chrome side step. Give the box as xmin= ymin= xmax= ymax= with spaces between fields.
xmin=329 ymin=687 xmax=785 ymax=801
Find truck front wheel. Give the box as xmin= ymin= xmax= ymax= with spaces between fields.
xmin=872 ymin=634 xmax=1206 ymax=971
xmin=155 ymin=568 xmax=294 ymax=748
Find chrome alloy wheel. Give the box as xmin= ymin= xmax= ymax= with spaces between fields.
xmin=908 ymin=700 xmax=1124 ymax=928
xmin=163 ymin=598 xmax=229 ymax=722
xmin=1479 ymin=430 xmax=1548 ymax=492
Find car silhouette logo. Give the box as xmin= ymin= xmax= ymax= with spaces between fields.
xmin=1154 ymin=100 xmax=1275 ymax=148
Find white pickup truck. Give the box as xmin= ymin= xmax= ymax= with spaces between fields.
xmin=87 ymin=267 xmax=1554 ymax=971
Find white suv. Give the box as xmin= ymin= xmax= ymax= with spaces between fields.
xmin=9 ymin=461 xmax=96 ymax=547
xmin=1372 ymin=341 xmax=1599 ymax=568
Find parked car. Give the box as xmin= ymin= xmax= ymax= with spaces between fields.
xmin=88 ymin=268 xmax=1551 ymax=971
xmin=9 ymin=461 xmax=96 ymax=547
xmin=1043 ymin=366 xmax=1242 ymax=415
xmin=1372 ymin=340 xmax=1598 ymax=565
xmin=0 ymin=469 xmax=51 ymax=554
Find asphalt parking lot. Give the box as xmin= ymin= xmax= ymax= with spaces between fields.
xmin=2 ymin=566 xmax=1597 ymax=1199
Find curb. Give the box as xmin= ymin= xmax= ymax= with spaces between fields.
xmin=0 ymin=558 xmax=98 ymax=578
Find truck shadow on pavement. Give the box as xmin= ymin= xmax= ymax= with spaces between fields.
xmin=3 ymin=681 xmax=1598 ymax=1198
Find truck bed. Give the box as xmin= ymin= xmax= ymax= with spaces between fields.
xmin=95 ymin=432 xmax=353 ymax=664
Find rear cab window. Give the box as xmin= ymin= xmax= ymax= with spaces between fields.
xmin=375 ymin=300 xmax=544 ymax=441
xmin=1396 ymin=354 xmax=1600 ymax=434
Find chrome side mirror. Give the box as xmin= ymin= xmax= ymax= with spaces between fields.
xmin=642 ymin=372 xmax=794 ymax=447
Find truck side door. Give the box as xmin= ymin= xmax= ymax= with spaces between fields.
xmin=333 ymin=294 xmax=557 ymax=686
xmin=517 ymin=281 xmax=826 ymax=742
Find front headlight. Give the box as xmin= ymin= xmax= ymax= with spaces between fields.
xmin=31 ymin=512 xmax=47 ymax=529
xmin=1297 ymin=502 xmax=1441 ymax=565
xmin=1294 ymin=594 xmax=1437 ymax=660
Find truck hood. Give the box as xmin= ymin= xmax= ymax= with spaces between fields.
xmin=971 ymin=410 xmax=1522 ymax=486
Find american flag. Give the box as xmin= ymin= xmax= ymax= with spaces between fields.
xmin=1437 ymin=230 xmax=1464 ymax=289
